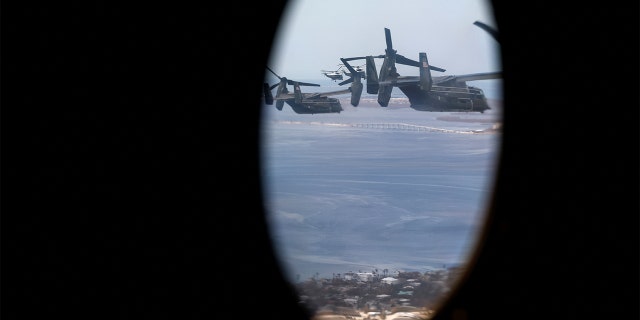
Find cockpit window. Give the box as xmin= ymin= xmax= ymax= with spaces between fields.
xmin=261 ymin=0 xmax=502 ymax=317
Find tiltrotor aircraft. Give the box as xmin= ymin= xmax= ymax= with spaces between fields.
xmin=340 ymin=22 xmax=501 ymax=113
xmin=263 ymin=66 xmax=362 ymax=114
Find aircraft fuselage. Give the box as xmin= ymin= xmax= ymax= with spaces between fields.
xmin=323 ymin=74 xmax=343 ymax=81
xmin=285 ymin=97 xmax=343 ymax=114
xmin=398 ymin=84 xmax=490 ymax=113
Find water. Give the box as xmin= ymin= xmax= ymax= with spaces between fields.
xmin=260 ymin=89 xmax=501 ymax=283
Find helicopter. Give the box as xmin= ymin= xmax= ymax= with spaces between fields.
xmin=320 ymin=66 xmax=344 ymax=81
xmin=263 ymin=66 xmax=363 ymax=114
xmin=340 ymin=22 xmax=501 ymax=113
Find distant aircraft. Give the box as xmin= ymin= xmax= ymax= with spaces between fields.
xmin=341 ymin=22 xmax=501 ymax=113
xmin=263 ymin=66 xmax=363 ymax=114
xmin=321 ymin=66 xmax=344 ymax=81
xmin=341 ymin=64 xmax=365 ymax=79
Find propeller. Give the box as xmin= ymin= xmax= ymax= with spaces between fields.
xmin=264 ymin=67 xmax=321 ymax=111
xmin=385 ymin=27 xmax=395 ymax=53
xmin=338 ymin=27 xmax=449 ymax=107
xmin=473 ymin=21 xmax=500 ymax=43
xmin=341 ymin=55 xmax=385 ymax=62
xmin=395 ymin=54 xmax=446 ymax=72
xmin=340 ymin=39 xmax=445 ymax=72
xmin=383 ymin=28 xmax=446 ymax=72
xmin=338 ymin=59 xmax=364 ymax=86
xmin=266 ymin=66 xmax=320 ymax=88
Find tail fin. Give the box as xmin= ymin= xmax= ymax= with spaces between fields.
xmin=418 ymin=52 xmax=432 ymax=92
xmin=365 ymin=56 xmax=379 ymax=94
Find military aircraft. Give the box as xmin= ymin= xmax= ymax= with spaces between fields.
xmin=341 ymin=63 xmax=365 ymax=79
xmin=320 ymin=66 xmax=344 ymax=81
xmin=263 ymin=66 xmax=362 ymax=114
xmin=340 ymin=22 xmax=501 ymax=113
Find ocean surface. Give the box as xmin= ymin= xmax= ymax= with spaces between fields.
xmin=260 ymin=79 xmax=502 ymax=283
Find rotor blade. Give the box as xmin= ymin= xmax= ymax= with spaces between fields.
xmin=340 ymin=58 xmax=359 ymax=75
xmin=342 ymin=56 xmax=368 ymax=62
xmin=338 ymin=78 xmax=354 ymax=86
xmin=396 ymin=55 xmax=419 ymax=67
xmin=288 ymin=80 xmax=320 ymax=87
xmin=266 ymin=66 xmax=281 ymax=79
xmin=396 ymin=54 xmax=446 ymax=72
xmin=384 ymin=28 xmax=393 ymax=51
xmin=473 ymin=21 xmax=500 ymax=43
xmin=342 ymin=55 xmax=385 ymax=62
xmin=339 ymin=58 xmax=364 ymax=86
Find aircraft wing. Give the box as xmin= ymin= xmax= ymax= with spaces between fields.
xmin=273 ymin=89 xmax=351 ymax=100
xmin=378 ymin=72 xmax=502 ymax=87
xmin=448 ymin=72 xmax=502 ymax=82
xmin=273 ymin=93 xmax=295 ymax=100
xmin=309 ymin=88 xmax=352 ymax=97
xmin=377 ymin=76 xmax=421 ymax=86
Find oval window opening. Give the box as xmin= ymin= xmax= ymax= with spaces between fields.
xmin=261 ymin=0 xmax=502 ymax=318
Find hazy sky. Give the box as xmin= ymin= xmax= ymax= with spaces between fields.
xmin=267 ymin=0 xmax=500 ymax=81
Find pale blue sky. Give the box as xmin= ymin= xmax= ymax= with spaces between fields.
xmin=268 ymin=0 xmax=500 ymax=81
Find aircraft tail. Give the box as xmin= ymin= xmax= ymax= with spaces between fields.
xmin=418 ymin=52 xmax=432 ymax=92
xmin=365 ymin=56 xmax=379 ymax=94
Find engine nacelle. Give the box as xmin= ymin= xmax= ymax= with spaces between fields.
xmin=350 ymin=82 xmax=363 ymax=107
xmin=263 ymin=83 xmax=274 ymax=105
